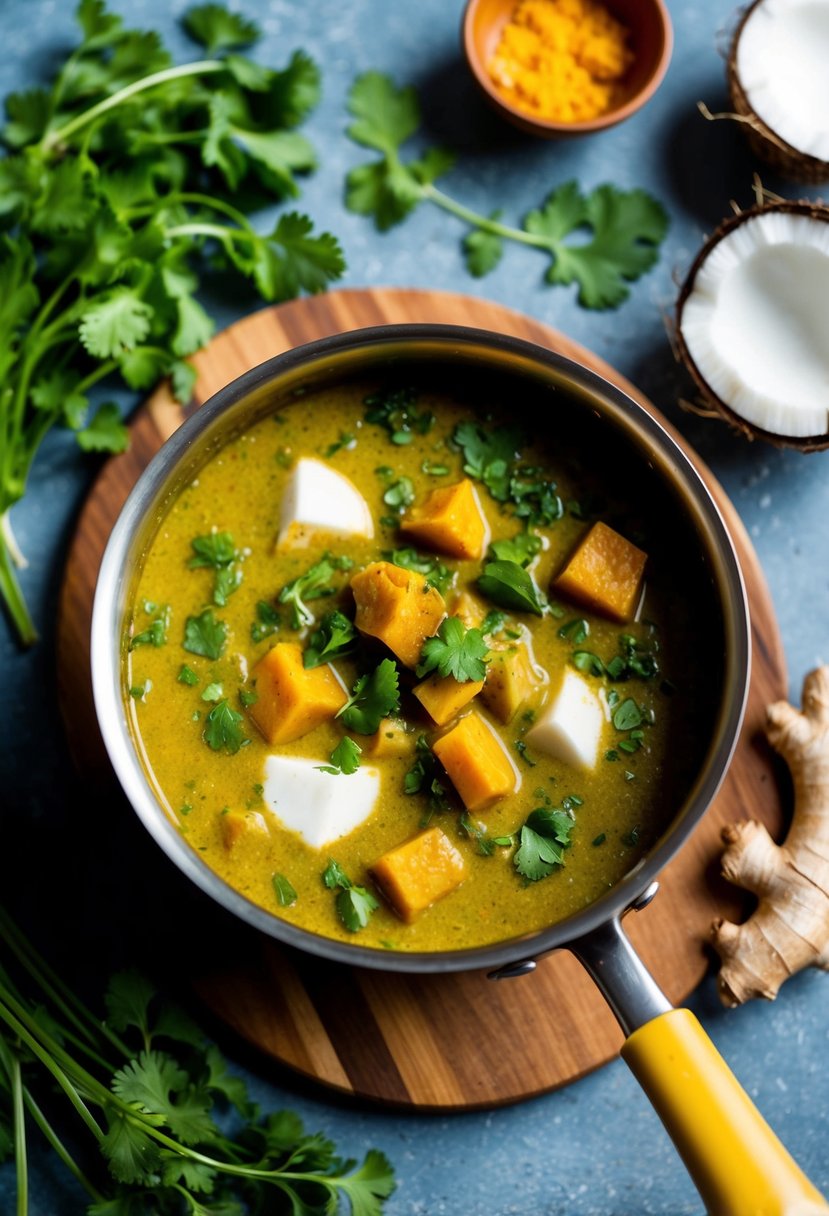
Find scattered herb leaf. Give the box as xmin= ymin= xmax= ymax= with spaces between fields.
xmin=337 ymin=658 xmax=400 ymax=734
xmin=322 ymin=859 xmax=379 ymax=931
xmin=203 ymin=698 xmax=245 ymax=754
xmin=304 ymin=608 xmax=357 ymax=668
xmin=317 ymin=736 xmax=362 ymax=776
xmin=478 ymin=559 xmax=544 ymax=615
xmin=416 ymin=616 xmax=488 ymax=683
xmin=272 ymin=873 xmax=298 ymax=907
xmin=183 ymin=609 xmax=227 ymax=661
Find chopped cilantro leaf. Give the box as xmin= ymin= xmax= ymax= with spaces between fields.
xmin=482 ymin=609 xmax=507 ymax=637
xmin=337 ymin=659 xmax=400 ymax=734
xmin=278 ymin=553 xmax=352 ymax=628
xmin=129 ymin=605 xmax=170 ymax=650
xmin=317 ymin=736 xmax=362 ymax=776
xmin=453 ymin=420 xmax=522 ymax=502
xmin=514 ymin=807 xmax=574 ymax=882
xmin=304 ymin=609 xmax=357 ymax=667
xmin=592 ymin=833 xmax=606 ymax=847
xmin=129 ymin=680 xmax=152 ymax=701
xmin=383 ymin=477 xmax=415 ymax=510
xmin=558 ymin=618 xmax=589 ymax=645
xmin=203 ymin=698 xmax=245 ymax=754
xmin=188 ymin=531 xmax=243 ymax=606
xmin=383 ymin=547 xmax=454 ymax=595
xmin=272 ymin=873 xmax=297 ymax=907
xmin=251 ymin=600 xmax=280 ymax=643
xmin=478 ymin=559 xmax=544 ymax=615
xmin=404 ymin=735 xmax=450 ymax=815
xmin=324 ymin=431 xmax=355 ymax=457
xmin=416 ymin=616 xmax=488 ymax=682
xmin=622 ymin=825 xmax=641 ymax=847
xmin=459 ymin=812 xmax=495 ymax=856
xmin=572 ymin=650 xmax=604 ymax=677
xmin=489 ymin=530 xmax=541 ymax=567
xmin=183 ymin=609 xmax=227 ymax=661
xmin=239 ymin=687 xmax=258 ymax=708
xmin=177 ymin=664 xmax=199 ymax=686
xmin=201 ymin=682 xmax=223 ymax=703
xmin=363 ymin=385 xmax=434 ymax=444
xmin=613 ymin=698 xmax=643 ymax=731
xmin=514 ymin=740 xmax=536 ymax=767
xmin=322 ymin=859 xmax=378 ymax=931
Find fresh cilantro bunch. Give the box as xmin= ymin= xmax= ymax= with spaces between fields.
xmin=345 ymin=73 xmax=668 ymax=309
xmin=0 ymin=906 xmax=395 ymax=1214
xmin=0 ymin=1 xmax=346 ymax=646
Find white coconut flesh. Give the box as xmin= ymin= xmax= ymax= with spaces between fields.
xmin=736 ymin=0 xmax=829 ymax=162
xmin=680 ymin=212 xmax=829 ymax=438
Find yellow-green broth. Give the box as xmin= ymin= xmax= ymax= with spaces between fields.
xmin=126 ymin=378 xmax=719 ymax=953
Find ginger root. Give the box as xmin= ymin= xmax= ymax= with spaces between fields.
xmin=712 ymin=666 xmax=829 ymax=1006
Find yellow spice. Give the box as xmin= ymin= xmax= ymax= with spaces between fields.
xmin=488 ymin=0 xmax=633 ymax=123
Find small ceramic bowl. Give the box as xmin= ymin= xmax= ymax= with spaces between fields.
xmin=463 ymin=0 xmax=673 ymax=138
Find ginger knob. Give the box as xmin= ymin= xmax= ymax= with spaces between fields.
xmin=712 ymin=666 xmax=829 ymax=1006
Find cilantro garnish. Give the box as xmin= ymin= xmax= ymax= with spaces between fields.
xmin=337 ymin=659 xmax=400 ymax=734
xmin=188 ymin=531 xmax=243 ymax=606
xmin=489 ymin=531 xmax=541 ymax=567
xmin=459 ymin=812 xmax=512 ymax=857
xmin=382 ymin=547 xmax=454 ymax=595
xmin=201 ymin=682 xmax=223 ymax=703
xmin=453 ymin=420 xmax=522 ymax=501
xmin=304 ymin=609 xmax=357 ymax=668
xmin=278 ymin=553 xmax=352 ymax=628
xmin=416 ymin=617 xmax=488 ymax=683
xmin=514 ymin=740 xmax=537 ymax=767
xmin=478 ymin=560 xmax=544 ymax=616
xmin=606 ymin=633 xmax=660 ymax=681
xmin=129 ymin=680 xmax=152 ymax=702
xmin=177 ymin=664 xmax=199 ymax=685
xmin=613 ymin=698 xmax=643 ymax=731
xmin=322 ymin=860 xmax=379 ymax=932
xmin=383 ymin=477 xmax=416 ymax=510
xmin=317 ymin=736 xmax=362 ymax=776
xmin=272 ymin=872 xmax=298 ymax=907
xmin=482 ymin=610 xmax=507 ymax=637
xmin=345 ymin=72 xmax=667 ymax=309
xmin=129 ymin=605 xmax=170 ymax=650
xmin=183 ymin=609 xmax=227 ymax=661
xmin=514 ymin=807 xmax=575 ymax=882
xmin=0 ymin=907 xmax=395 ymax=1212
xmin=404 ymin=735 xmax=451 ymax=818
xmin=0 ymin=5 xmax=346 ymax=647
xmin=239 ymin=687 xmax=258 ymax=707
xmin=572 ymin=650 xmax=604 ymax=677
xmin=558 ymin=618 xmax=590 ymax=645
xmin=323 ymin=431 xmax=355 ymax=457
xmin=363 ymin=385 xmax=434 ymax=444
xmin=623 ymin=825 xmax=642 ymax=847
xmin=251 ymin=600 xmax=280 ymax=643
xmin=203 ymin=698 xmax=245 ymax=754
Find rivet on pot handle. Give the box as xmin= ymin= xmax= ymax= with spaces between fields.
xmin=570 ymin=917 xmax=829 ymax=1216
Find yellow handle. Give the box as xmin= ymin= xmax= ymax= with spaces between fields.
xmin=622 ymin=1009 xmax=828 ymax=1216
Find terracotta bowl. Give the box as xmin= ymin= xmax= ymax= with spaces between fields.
xmin=463 ymin=0 xmax=673 ymax=137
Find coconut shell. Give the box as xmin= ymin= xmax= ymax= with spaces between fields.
xmin=727 ymin=0 xmax=829 ymax=184
xmin=675 ymin=201 xmax=829 ymax=453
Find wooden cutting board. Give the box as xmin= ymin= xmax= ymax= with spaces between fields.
xmin=57 ymin=287 xmax=787 ymax=1109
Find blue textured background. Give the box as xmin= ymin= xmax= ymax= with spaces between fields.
xmin=1 ymin=0 xmax=828 ymax=1212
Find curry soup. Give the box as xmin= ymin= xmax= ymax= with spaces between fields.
xmin=125 ymin=373 xmax=720 ymax=952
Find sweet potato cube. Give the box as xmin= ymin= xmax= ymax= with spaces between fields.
xmin=362 ymin=718 xmax=415 ymax=758
xmin=221 ymin=810 xmax=269 ymax=851
xmin=249 ymin=642 xmax=346 ymax=744
xmin=553 ymin=521 xmax=647 ymax=623
xmin=481 ymin=644 xmax=536 ymax=724
xmin=400 ymin=479 xmax=488 ymax=560
xmin=413 ymin=674 xmax=484 ymax=726
xmin=432 ymin=712 xmax=517 ymax=812
xmin=451 ymin=589 xmax=487 ymax=629
xmin=371 ymin=827 xmax=465 ymax=922
xmin=351 ymin=561 xmax=445 ymax=668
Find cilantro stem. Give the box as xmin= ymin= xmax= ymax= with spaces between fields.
xmin=21 ymin=1087 xmax=105 ymax=1203
xmin=9 ymin=1052 xmax=27 ymax=1216
xmin=41 ymin=59 xmax=227 ymax=150
xmin=130 ymin=192 xmax=258 ymax=236
xmin=0 ymin=528 xmax=36 ymax=645
xmin=422 ymin=183 xmax=555 ymax=251
xmin=164 ymin=221 xmax=242 ymax=243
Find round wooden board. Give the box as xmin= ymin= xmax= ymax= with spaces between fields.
xmin=57 ymin=288 xmax=787 ymax=1110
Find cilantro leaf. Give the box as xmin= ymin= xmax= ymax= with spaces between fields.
xmin=478 ymin=560 xmax=544 ymax=615
xmin=272 ymin=873 xmax=298 ymax=907
xmin=337 ymin=1149 xmax=397 ymax=1216
xmin=613 ymin=697 xmax=643 ymax=731
xmin=189 ymin=531 xmax=243 ymax=606
xmin=317 ymin=736 xmax=362 ymax=776
xmin=78 ymin=289 xmax=153 ymax=357
xmin=304 ymin=609 xmax=357 ymax=668
xmin=514 ymin=807 xmax=575 ymax=882
xmin=453 ymin=421 xmax=522 ymax=502
xmin=102 ymin=1109 xmax=162 ymax=1184
xmin=76 ymin=403 xmax=129 ymax=453
xmin=184 ymin=609 xmax=227 ymax=660
xmin=129 ymin=610 xmax=168 ymax=649
xmin=403 ymin=734 xmax=451 ymax=815
xmin=111 ymin=1049 xmax=216 ymax=1144
xmin=322 ymin=859 xmax=379 ymax=932
xmin=463 ymin=213 xmax=504 ymax=277
xmin=525 ymin=183 xmax=670 ymax=309
xmin=489 ymin=531 xmax=541 ymax=567
xmin=203 ymin=698 xmax=245 ymax=753
xmin=383 ymin=547 xmax=454 ymax=596
xmin=278 ymin=553 xmax=351 ymax=629
xmin=346 ymin=71 xmax=420 ymax=154
xmin=416 ymin=616 xmax=488 ymax=682
xmin=250 ymin=600 xmax=280 ymax=643
xmin=182 ymin=4 xmax=260 ymax=53
xmin=338 ymin=659 xmax=401 ymax=735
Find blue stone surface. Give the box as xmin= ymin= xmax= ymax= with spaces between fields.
xmin=1 ymin=1 xmax=828 ymax=1213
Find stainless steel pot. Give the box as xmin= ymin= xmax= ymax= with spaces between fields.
xmin=91 ymin=326 xmax=827 ymax=1216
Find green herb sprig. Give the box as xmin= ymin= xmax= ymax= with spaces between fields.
xmin=0 ymin=0 xmax=345 ymax=645
xmin=0 ymin=906 xmax=394 ymax=1213
xmin=345 ymin=73 xmax=668 ymax=310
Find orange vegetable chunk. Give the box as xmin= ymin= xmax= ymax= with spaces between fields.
xmin=481 ymin=643 xmax=537 ymax=724
xmin=220 ymin=809 xmax=269 ymax=851
xmin=553 ymin=521 xmax=646 ymax=623
xmin=432 ymin=712 xmax=517 ymax=812
xmin=400 ymin=478 xmax=488 ymax=560
xmin=249 ymin=642 xmax=346 ymax=744
xmin=362 ymin=718 xmax=415 ymax=758
xmin=371 ymin=827 xmax=465 ymax=922
xmin=451 ymin=589 xmax=487 ymax=629
xmin=413 ymin=673 xmax=484 ymax=726
xmin=351 ymin=561 xmax=445 ymax=668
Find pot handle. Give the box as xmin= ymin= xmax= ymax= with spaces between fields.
xmin=571 ymin=918 xmax=828 ymax=1216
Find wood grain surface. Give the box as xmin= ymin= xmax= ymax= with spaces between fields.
xmin=57 ymin=288 xmax=787 ymax=1109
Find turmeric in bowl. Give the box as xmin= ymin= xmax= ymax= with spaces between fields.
xmin=488 ymin=0 xmax=634 ymax=124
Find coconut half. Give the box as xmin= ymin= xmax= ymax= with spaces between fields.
xmin=676 ymin=201 xmax=829 ymax=449
xmin=729 ymin=0 xmax=829 ymax=182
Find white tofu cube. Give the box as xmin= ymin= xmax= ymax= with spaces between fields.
xmin=526 ymin=670 xmax=604 ymax=770
xmin=262 ymin=754 xmax=380 ymax=849
xmin=277 ymin=457 xmax=373 ymax=550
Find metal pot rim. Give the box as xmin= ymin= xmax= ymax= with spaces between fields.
xmin=91 ymin=323 xmax=750 ymax=975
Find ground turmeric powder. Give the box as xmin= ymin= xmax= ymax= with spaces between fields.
xmin=488 ymin=0 xmax=634 ymax=124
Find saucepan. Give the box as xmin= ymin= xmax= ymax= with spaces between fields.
xmin=91 ymin=326 xmax=828 ymax=1215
